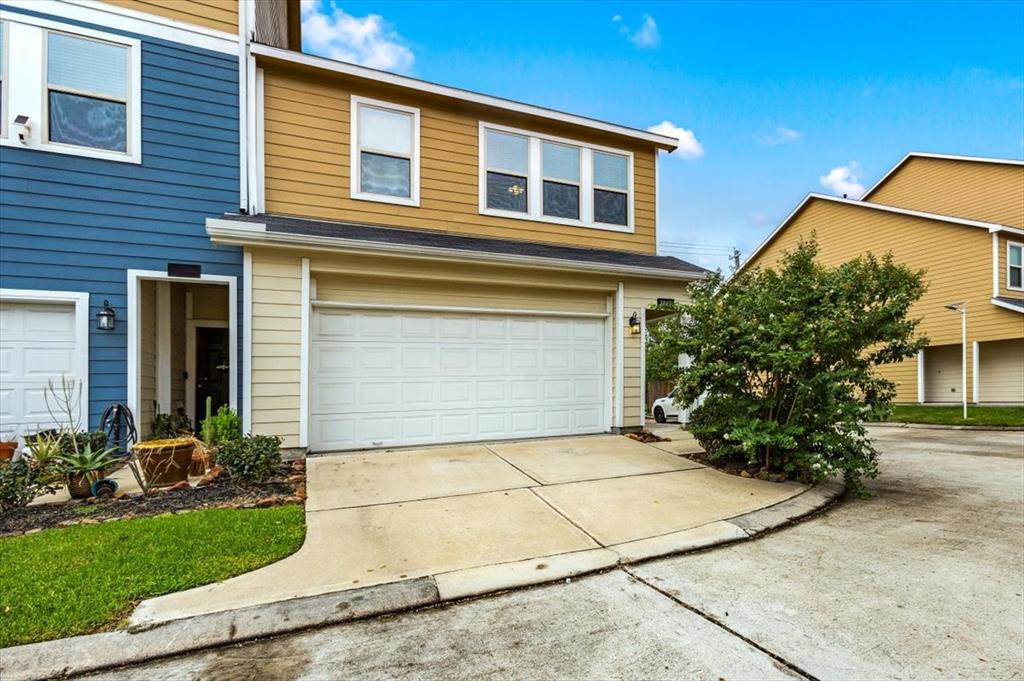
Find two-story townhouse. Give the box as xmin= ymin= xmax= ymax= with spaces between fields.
xmin=205 ymin=6 xmax=706 ymax=452
xmin=740 ymin=152 xmax=1024 ymax=405
xmin=0 ymin=0 xmax=245 ymax=440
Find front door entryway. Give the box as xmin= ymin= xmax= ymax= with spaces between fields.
xmin=194 ymin=326 xmax=231 ymax=427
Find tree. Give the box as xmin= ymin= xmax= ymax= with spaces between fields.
xmin=673 ymin=239 xmax=927 ymax=494
xmin=645 ymin=300 xmax=689 ymax=381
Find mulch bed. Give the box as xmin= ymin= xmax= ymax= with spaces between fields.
xmin=0 ymin=460 xmax=306 ymax=537
xmin=626 ymin=429 xmax=670 ymax=443
xmin=686 ymin=449 xmax=789 ymax=482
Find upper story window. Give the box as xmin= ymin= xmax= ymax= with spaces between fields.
xmin=478 ymin=122 xmax=634 ymax=233
xmin=0 ymin=16 xmax=140 ymax=163
xmin=350 ymin=95 xmax=420 ymax=207
xmin=1009 ymin=242 xmax=1023 ymax=290
xmin=47 ymin=32 xmax=129 ymax=153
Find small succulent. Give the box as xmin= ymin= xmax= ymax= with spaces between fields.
xmin=58 ymin=443 xmax=121 ymax=481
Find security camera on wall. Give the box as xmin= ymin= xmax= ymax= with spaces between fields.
xmin=14 ymin=115 xmax=30 ymax=144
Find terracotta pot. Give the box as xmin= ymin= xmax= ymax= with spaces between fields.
xmin=67 ymin=471 xmax=104 ymax=499
xmin=135 ymin=438 xmax=194 ymax=488
xmin=0 ymin=442 xmax=16 ymax=461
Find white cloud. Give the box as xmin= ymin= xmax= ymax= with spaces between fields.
xmin=819 ymin=161 xmax=865 ymax=198
xmin=758 ymin=126 xmax=801 ymax=146
xmin=648 ymin=120 xmax=704 ymax=160
xmin=301 ymin=0 xmax=414 ymax=73
xmin=616 ymin=14 xmax=660 ymax=49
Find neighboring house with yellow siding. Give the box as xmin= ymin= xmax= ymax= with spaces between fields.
xmin=203 ymin=4 xmax=706 ymax=452
xmin=740 ymin=153 xmax=1024 ymax=406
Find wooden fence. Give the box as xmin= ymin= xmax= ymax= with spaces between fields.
xmin=645 ymin=379 xmax=674 ymax=413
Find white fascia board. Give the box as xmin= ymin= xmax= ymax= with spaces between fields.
xmin=205 ymin=220 xmax=706 ymax=282
xmin=2 ymin=1 xmax=238 ymax=53
xmin=738 ymin=193 xmax=1012 ymax=276
xmin=249 ymin=43 xmax=678 ymax=150
xmin=862 ymin=151 xmax=1024 ymax=200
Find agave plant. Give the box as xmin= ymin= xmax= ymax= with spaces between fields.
xmin=58 ymin=443 xmax=121 ymax=483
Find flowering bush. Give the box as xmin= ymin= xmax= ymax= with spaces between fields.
xmin=673 ymin=239 xmax=927 ymax=494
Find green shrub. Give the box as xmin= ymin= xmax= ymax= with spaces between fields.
xmin=217 ymin=435 xmax=282 ymax=485
xmin=673 ymin=239 xmax=927 ymax=494
xmin=200 ymin=406 xmax=243 ymax=447
xmin=152 ymin=409 xmax=192 ymax=439
xmin=27 ymin=430 xmax=108 ymax=456
xmin=0 ymin=460 xmax=61 ymax=515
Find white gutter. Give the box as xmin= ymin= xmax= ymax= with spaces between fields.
xmin=206 ymin=219 xmax=706 ymax=281
xmin=249 ymin=43 xmax=679 ymax=150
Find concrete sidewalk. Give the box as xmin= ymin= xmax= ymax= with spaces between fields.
xmin=130 ymin=433 xmax=810 ymax=626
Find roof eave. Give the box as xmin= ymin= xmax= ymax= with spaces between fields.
xmin=250 ymin=44 xmax=679 ymax=151
xmin=206 ymin=219 xmax=706 ymax=281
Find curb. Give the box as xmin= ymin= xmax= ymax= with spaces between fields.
xmin=0 ymin=482 xmax=845 ymax=681
xmin=868 ymin=422 xmax=1024 ymax=432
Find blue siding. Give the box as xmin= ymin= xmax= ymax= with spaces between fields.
xmin=0 ymin=7 xmax=242 ymax=428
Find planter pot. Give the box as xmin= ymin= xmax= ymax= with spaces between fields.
xmin=189 ymin=444 xmax=217 ymax=477
xmin=134 ymin=438 xmax=195 ymax=488
xmin=67 ymin=471 xmax=104 ymax=499
xmin=0 ymin=442 xmax=16 ymax=461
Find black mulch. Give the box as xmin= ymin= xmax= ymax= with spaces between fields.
xmin=0 ymin=463 xmax=304 ymax=537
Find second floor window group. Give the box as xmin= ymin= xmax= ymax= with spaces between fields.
xmin=348 ymin=94 xmax=634 ymax=233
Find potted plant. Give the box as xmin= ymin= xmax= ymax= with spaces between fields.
xmin=193 ymin=399 xmax=243 ymax=475
xmin=58 ymin=443 xmax=121 ymax=499
xmin=0 ymin=431 xmax=16 ymax=462
xmin=132 ymin=437 xmax=195 ymax=488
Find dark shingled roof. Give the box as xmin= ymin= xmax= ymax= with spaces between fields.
xmin=222 ymin=213 xmax=707 ymax=276
xmin=994 ymin=296 xmax=1024 ymax=310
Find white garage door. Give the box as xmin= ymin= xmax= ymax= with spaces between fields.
xmin=0 ymin=301 xmax=85 ymax=439
xmin=310 ymin=308 xmax=607 ymax=451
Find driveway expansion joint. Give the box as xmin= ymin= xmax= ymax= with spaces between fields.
xmin=622 ymin=566 xmax=820 ymax=681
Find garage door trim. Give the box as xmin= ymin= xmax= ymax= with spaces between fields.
xmin=308 ymin=301 xmax=612 ymax=451
xmin=0 ymin=288 xmax=90 ymax=432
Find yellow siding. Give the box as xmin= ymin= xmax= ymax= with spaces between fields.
xmin=248 ymin=247 xmax=692 ymax=446
xmin=99 ymin=0 xmax=239 ymax=35
xmin=867 ymin=156 xmax=1024 ymax=228
xmin=997 ymin=233 xmax=1024 ymax=299
xmin=260 ymin=65 xmax=659 ymax=254
xmin=744 ymin=198 xmax=1023 ymax=402
xmin=978 ymin=338 xmax=1024 ymax=404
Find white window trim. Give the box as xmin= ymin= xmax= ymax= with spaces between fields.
xmin=1007 ymin=241 xmax=1024 ymax=292
xmin=0 ymin=20 xmax=8 ymax=140
xmin=478 ymin=121 xmax=635 ymax=234
xmin=349 ymin=94 xmax=420 ymax=207
xmin=0 ymin=288 xmax=91 ymax=432
xmin=0 ymin=14 xmax=141 ymax=163
xmin=127 ymin=270 xmax=237 ymax=431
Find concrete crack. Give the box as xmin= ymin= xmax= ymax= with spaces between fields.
xmin=622 ymin=566 xmax=822 ymax=681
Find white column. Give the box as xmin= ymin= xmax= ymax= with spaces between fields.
xmin=242 ymin=251 xmax=253 ymax=433
xmin=615 ymin=282 xmax=625 ymax=429
xmin=299 ymin=258 xmax=311 ymax=449
xmin=972 ymin=341 xmax=980 ymax=404
xmin=917 ymin=349 xmax=926 ymax=403
xmin=639 ymin=308 xmax=646 ymax=428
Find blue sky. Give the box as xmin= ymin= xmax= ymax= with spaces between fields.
xmin=301 ymin=0 xmax=1024 ymax=270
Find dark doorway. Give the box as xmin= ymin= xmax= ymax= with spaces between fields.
xmin=194 ymin=326 xmax=230 ymax=428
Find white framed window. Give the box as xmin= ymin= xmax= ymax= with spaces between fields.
xmin=478 ymin=122 xmax=634 ymax=233
xmin=0 ymin=14 xmax=141 ymax=163
xmin=350 ymin=95 xmax=420 ymax=206
xmin=1008 ymin=241 xmax=1023 ymax=291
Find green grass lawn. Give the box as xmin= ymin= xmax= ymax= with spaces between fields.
xmin=878 ymin=404 xmax=1024 ymax=427
xmin=0 ymin=505 xmax=305 ymax=648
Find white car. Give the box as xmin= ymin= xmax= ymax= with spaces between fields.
xmin=652 ymin=390 xmax=682 ymax=423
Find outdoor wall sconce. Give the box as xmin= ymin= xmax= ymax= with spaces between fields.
xmin=629 ymin=311 xmax=641 ymax=335
xmin=96 ymin=300 xmax=116 ymax=331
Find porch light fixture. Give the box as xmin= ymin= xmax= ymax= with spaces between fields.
xmin=629 ymin=311 xmax=641 ymax=335
xmin=96 ymin=300 xmax=116 ymax=331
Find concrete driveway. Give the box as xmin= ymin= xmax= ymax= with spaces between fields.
xmin=131 ymin=433 xmax=808 ymax=626
xmin=92 ymin=426 xmax=1024 ymax=681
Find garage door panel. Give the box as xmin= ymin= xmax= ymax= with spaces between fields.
xmin=310 ymin=308 xmax=606 ymax=450
xmin=0 ymin=301 xmax=84 ymax=438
